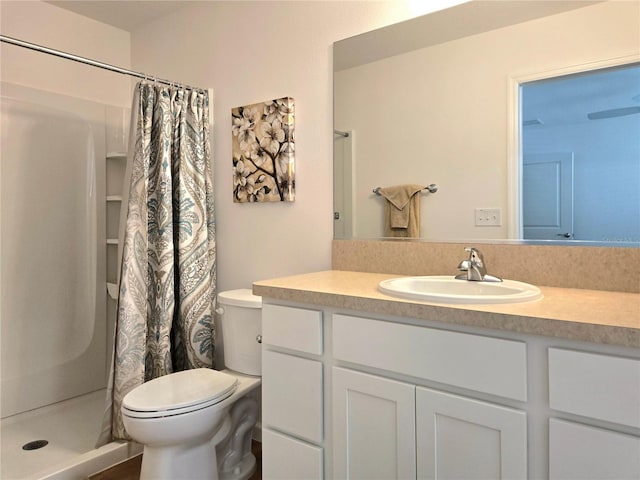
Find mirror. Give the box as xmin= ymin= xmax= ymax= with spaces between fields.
xmin=333 ymin=0 xmax=640 ymax=245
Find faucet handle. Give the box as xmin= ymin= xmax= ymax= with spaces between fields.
xmin=465 ymin=247 xmax=484 ymax=268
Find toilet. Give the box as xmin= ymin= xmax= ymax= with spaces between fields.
xmin=121 ymin=289 xmax=262 ymax=480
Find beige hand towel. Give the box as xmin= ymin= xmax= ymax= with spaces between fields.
xmin=378 ymin=184 xmax=423 ymax=238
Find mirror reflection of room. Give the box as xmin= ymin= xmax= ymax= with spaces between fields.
xmin=333 ymin=0 xmax=640 ymax=245
xmin=521 ymin=64 xmax=640 ymax=243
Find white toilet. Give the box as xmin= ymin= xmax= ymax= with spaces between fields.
xmin=121 ymin=289 xmax=262 ymax=480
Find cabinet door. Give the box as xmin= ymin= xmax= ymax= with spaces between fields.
xmin=262 ymin=428 xmax=323 ymax=480
xmin=416 ymin=387 xmax=527 ymax=480
xmin=333 ymin=367 xmax=416 ymax=479
xmin=549 ymin=418 xmax=640 ymax=480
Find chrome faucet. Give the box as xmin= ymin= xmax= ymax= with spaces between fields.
xmin=455 ymin=247 xmax=502 ymax=282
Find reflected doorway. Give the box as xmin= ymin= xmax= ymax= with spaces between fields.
xmin=520 ymin=62 xmax=640 ymax=242
xmin=334 ymin=130 xmax=354 ymax=239
xmin=523 ymin=152 xmax=574 ymax=240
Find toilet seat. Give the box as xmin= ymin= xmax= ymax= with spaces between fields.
xmin=122 ymin=368 xmax=238 ymax=419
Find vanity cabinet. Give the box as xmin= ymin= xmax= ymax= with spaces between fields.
xmin=261 ymin=304 xmax=324 ymax=480
xmin=259 ymin=299 xmax=640 ymax=480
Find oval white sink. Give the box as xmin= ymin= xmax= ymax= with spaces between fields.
xmin=379 ymin=276 xmax=542 ymax=304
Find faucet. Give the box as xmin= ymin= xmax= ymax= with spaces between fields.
xmin=455 ymin=247 xmax=502 ymax=282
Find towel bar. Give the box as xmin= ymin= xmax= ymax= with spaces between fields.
xmin=373 ymin=184 xmax=438 ymax=195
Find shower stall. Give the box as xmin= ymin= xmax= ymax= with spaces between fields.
xmin=0 ymin=81 xmax=138 ymax=479
xmin=0 ymin=30 xmax=210 ymax=478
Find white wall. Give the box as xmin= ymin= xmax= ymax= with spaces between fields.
xmin=334 ymin=1 xmax=640 ymax=240
xmin=130 ymin=0 xmax=463 ymax=292
xmin=0 ymin=1 xmax=131 ymax=106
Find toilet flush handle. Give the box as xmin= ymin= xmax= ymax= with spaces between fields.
xmin=256 ymin=335 xmax=262 ymax=344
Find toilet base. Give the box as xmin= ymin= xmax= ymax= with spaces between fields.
xmin=139 ymin=440 xmax=219 ymax=480
xmin=136 ymin=408 xmax=232 ymax=480
xmin=219 ymin=452 xmax=256 ymax=480
xmin=217 ymin=394 xmax=259 ymax=480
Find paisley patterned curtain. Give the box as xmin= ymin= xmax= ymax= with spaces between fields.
xmin=98 ymin=81 xmax=215 ymax=443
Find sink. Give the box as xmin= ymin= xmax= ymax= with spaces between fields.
xmin=378 ymin=276 xmax=542 ymax=304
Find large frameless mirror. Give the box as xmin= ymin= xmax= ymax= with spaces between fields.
xmin=333 ymin=0 xmax=640 ymax=246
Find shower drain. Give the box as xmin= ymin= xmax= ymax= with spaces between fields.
xmin=22 ymin=440 xmax=49 ymax=451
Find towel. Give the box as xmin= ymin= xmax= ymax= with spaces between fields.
xmin=378 ymin=184 xmax=423 ymax=238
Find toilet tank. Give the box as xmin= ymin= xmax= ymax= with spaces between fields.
xmin=217 ymin=289 xmax=262 ymax=376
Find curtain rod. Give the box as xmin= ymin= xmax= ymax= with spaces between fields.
xmin=0 ymin=34 xmax=205 ymax=93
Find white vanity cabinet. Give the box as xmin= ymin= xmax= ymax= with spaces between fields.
xmin=261 ymin=304 xmax=324 ymax=480
xmin=259 ymin=299 xmax=640 ymax=480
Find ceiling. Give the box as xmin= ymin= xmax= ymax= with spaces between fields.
xmin=524 ymin=63 xmax=640 ymax=127
xmin=45 ymin=1 xmax=198 ymax=32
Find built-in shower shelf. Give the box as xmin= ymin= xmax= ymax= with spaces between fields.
xmin=106 ymin=195 xmax=123 ymax=202
xmin=106 ymin=152 xmax=127 ymax=159
xmin=106 ymin=238 xmax=119 ymax=245
xmin=107 ymin=282 xmax=118 ymax=300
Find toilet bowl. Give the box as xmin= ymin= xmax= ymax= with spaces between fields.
xmin=121 ymin=289 xmax=262 ymax=480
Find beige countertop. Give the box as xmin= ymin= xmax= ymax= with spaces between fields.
xmin=253 ymin=270 xmax=640 ymax=348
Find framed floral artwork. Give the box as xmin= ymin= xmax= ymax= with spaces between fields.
xmin=232 ymin=97 xmax=295 ymax=202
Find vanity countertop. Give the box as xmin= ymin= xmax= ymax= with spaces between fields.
xmin=253 ymin=270 xmax=640 ymax=348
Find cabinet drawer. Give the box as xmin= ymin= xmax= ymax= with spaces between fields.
xmin=549 ymin=418 xmax=640 ymax=479
xmin=262 ymin=428 xmax=323 ymax=480
xmin=549 ymin=348 xmax=640 ymax=428
xmin=262 ymin=304 xmax=322 ymax=354
xmin=262 ymin=350 xmax=323 ymax=443
xmin=333 ymin=314 xmax=527 ymax=401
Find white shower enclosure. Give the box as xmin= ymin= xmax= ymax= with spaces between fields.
xmin=1 ymin=81 xmax=121 ymax=419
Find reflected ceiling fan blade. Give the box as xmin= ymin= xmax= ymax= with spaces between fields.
xmin=523 ymin=118 xmax=543 ymax=126
xmin=587 ymin=106 xmax=640 ymax=120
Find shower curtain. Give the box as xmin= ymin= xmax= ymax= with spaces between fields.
xmin=98 ymin=81 xmax=216 ymax=443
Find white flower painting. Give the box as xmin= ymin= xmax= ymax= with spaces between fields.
xmin=232 ymin=97 xmax=295 ymax=202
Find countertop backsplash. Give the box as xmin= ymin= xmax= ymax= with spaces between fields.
xmin=332 ymin=239 xmax=640 ymax=294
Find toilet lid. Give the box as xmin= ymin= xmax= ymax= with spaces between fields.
xmin=122 ymin=368 xmax=238 ymax=415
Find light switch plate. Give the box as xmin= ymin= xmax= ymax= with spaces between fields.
xmin=475 ymin=208 xmax=502 ymax=226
